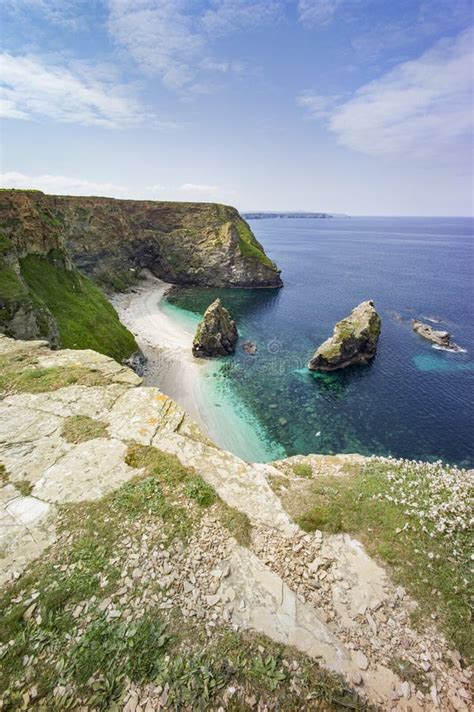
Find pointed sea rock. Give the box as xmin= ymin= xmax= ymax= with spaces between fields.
xmin=308 ymin=300 xmax=381 ymax=372
xmin=192 ymin=299 xmax=238 ymax=358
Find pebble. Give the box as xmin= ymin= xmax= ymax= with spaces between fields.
xmin=355 ymin=651 xmax=369 ymax=670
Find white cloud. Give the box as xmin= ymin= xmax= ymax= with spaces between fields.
xmin=2 ymin=0 xmax=88 ymax=30
xmin=296 ymin=91 xmax=338 ymax=118
xmin=0 ymin=172 xmax=134 ymax=197
xmin=0 ymin=52 xmax=166 ymax=128
xmin=297 ymin=0 xmax=346 ymax=26
xmin=107 ymin=0 xmax=279 ymax=92
xmin=107 ymin=1 xmax=203 ymax=90
xmin=299 ymin=28 xmax=474 ymax=158
xmin=0 ymin=173 xmax=237 ymax=202
xmin=178 ymin=183 xmax=237 ymax=200
xmin=201 ymin=1 xmax=282 ymax=37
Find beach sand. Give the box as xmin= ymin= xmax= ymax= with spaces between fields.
xmin=111 ymin=272 xmax=280 ymax=462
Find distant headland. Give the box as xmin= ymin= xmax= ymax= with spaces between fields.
xmin=242 ymin=211 xmax=348 ymax=219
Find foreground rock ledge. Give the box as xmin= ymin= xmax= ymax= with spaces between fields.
xmin=192 ymin=298 xmax=238 ymax=358
xmin=308 ymin=300 xmax=381 ymax=372
xmin=0 ymin=335 xmax=469 ymax=711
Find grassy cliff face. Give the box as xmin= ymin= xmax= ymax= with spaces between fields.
xmin=0 ymin=225 xmax=137 ymax=361
xmin=0 ymin=189 xmax=281 ymax=358
xmin=20 ymin=252 xmax=137 ymax=362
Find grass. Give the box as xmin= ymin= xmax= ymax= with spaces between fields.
xmin=236 ymin=219 xmax=276 ymax=269
xmin=19 ymin=251 xmax=137 ymax=362
xmin=0 ymin=441 xmax=370 ymax=711
xmin=15 ymin=480 xmax=33 ymax=496
xmin=273 ymin=457 xmax=473 ymax=662
xmin=0 ymin=463 xmax=8 ymax=485
xmin=292 ymin=462 xmax=313 ymax=478
xmin=218 ymin=503 xmax=252 ymax=546
xmin=186 ymin=475 xmax=218 ymax=506
xmin=61 ymin=415 xmax=109 ymax=444
xmin=0 ymin=348 xmax=109 ymax=395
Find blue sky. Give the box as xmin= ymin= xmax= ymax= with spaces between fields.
xmin=1 ymin=0 xmax=473 ymax=215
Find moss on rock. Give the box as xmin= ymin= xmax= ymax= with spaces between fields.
xmin=308 ymin=301 xmax=381 ymax=372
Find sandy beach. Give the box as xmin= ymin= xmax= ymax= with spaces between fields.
xmin=111 ymin=272 xmax=277 ymax=462
xmin=110 ymin=271 xmax=207 ymax=426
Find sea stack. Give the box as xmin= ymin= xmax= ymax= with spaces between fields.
xmin=192 ymin=299 xmax=238 ymax=358
xmin=308 ymin=300 xmax=381 ymax=372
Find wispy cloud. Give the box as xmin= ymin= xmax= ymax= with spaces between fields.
xmin=297 ymin=0 xmax=346 ymax=27
xmin=201 ymin=1 xmax=282 ymax=37
xmin=0 ymin=172 xmax=134 ymax=197
xmin=0 ymin=172 xmax=238 ymax=202
xmin=2 ymin=0 xmax=89 ymax=30
xmin=107 ymin=0 xmax=280 ymax=93
xmin=178 ymin=183 xmax=237 ymax=200
xmin=299 ymin=28 xmax=474 ymax=158
xmin=296 ymin=91 xmax=339 ymax=118
xmin=0 ymin=52 xmax=170 ymax=128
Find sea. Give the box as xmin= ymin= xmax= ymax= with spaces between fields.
xmin=163 ymin=216 xmax=474 ymax=467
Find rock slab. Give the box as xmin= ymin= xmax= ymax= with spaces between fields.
xmin=308 ymin=301 xmax=381 ymax=372
xmin=192 ymin=299 xmax=238 ymax=358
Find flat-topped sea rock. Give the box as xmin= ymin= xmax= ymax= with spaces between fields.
xmin=192 ymin=299 xmax=238 ymax=358
xmin=308 ymin=300 xmax=381 ymax=372
xmin=412 ymin=320 xmax=460 ymax=351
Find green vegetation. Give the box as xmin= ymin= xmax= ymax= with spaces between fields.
xmin=0 ymin=442 xmax=368 ymax=710
xmin=0 ymin=347 xmax=109 ymax=395
xmin=20 ymin=252 xmax=137 ymax=362
xmin=186 ymin=475 xmax=218 ymax=506
xmin=95 ymin=267 xmax=138 ymax=293
xmin=61 ymin=415 xmax=109 ymax=444
xmin=15 ymin=480 xmax=33 ymax=497
xmin=236 ymin=219 xmax=275 ymax=269
xmin=0 ymin=236 xmax=28 ymax=306
xmin=273 ymin=457 xmax=473 ymax=661
xmin=292 ymin=462 xmax=313 ymax=478
xmin=219 ymin=503 xmax=252 ymax=546
xmin=0 ymin=463 xmax=9 ymax=485
xmin=0 ymin=264 xmax=26 ymax=301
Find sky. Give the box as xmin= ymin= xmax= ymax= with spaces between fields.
xmin=1 ymin=0 xmax=473 ymax=215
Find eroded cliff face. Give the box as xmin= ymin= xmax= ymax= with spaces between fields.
xmin=1 ymin=190 xmax=282 ymax=290
xmin=0 ymin=189 xmax=281 ymax=354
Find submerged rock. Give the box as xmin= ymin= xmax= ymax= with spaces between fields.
xmin=192 ymin=299 xmax=238 ymax=358
xmin=308 ymin=300 xmax=381 ymax=372
xmin=412 ymin=320 xmax=460 ymax=351
xmin=242 ymin=341 xmax=257 ymax=355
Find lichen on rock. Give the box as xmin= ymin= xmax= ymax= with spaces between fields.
xmin=308 ymin=300 xmax=381 ymax=372
xmin=192 ymin=299 xmax=238 ymax=358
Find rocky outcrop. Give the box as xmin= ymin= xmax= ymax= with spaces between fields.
xmin=412 ymin=320 xmax=460 ymax=351
xmin=192 ymin=299 xmax=238 ymax=358
xmin=0 ymin=334 xmax=469 ymax=711
xmin=308 ymin=301 xmax=381 ymax=372
xmin=0 ymin=189 xmax=282 ymax=291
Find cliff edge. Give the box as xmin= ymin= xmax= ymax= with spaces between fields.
xmin=0 ymin=189 xmax=281 ymax=357
xmin=0 ymin=335 xmax=470 ymax=711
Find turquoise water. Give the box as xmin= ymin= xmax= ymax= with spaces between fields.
xmin=166 ymin=217 xmax=474 ymax=467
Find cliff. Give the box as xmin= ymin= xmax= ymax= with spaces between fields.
xmin=0 ymin=189 xmax=281 ymax=290
xmin=0 ymin=189 xmax=281 ymax=358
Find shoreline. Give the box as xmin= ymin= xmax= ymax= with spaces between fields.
xmin=111 ymin=272 xmax=281 ymax=462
